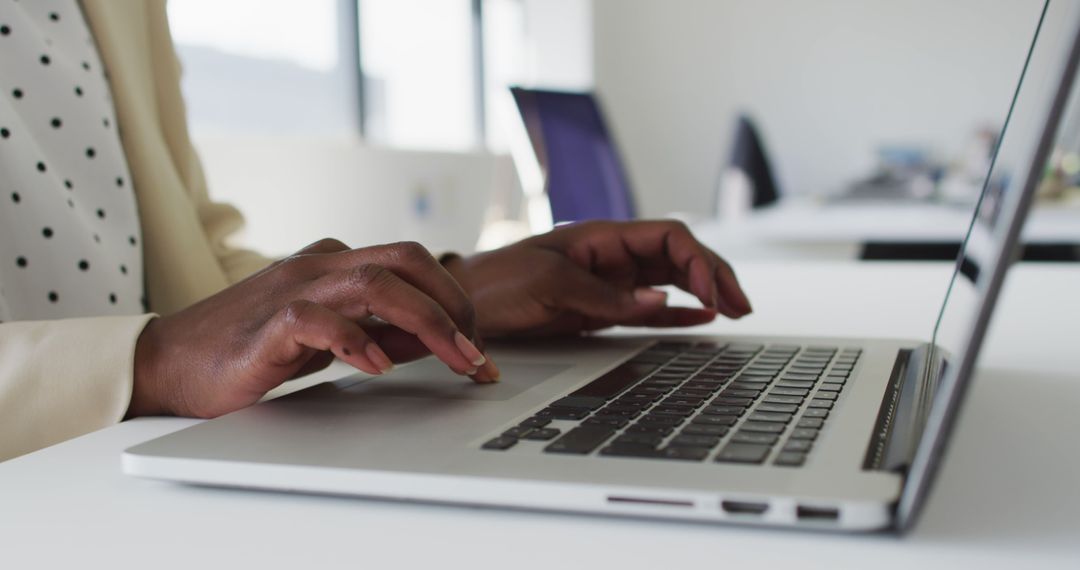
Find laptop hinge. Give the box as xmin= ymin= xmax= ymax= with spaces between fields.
xmin=862 ymin=345 xmax=946 ymax=472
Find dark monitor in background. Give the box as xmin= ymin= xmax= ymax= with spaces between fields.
xmin=510 ymin=87 xmax=636 ymax=223
xmin=729 ymin=114 xmax=782 ymax=208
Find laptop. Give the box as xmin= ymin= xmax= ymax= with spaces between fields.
xmin=123 ymin=1 xmax=1080 ymax=533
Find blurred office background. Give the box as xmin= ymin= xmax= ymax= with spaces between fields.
xmin=166 ymin=0 xmax=1078 ymax=260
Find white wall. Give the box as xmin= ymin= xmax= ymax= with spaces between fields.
xmin=594 ymin=0 xmax=1045 ymax=217
xmin=521 ymin=0 xmax=593 ymax=90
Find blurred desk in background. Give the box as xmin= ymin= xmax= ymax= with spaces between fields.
xmin=696 ymin=199 xmax=1080 ymax=262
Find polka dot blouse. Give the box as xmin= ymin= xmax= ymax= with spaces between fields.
xmin=0 ymin=1 xmax=144 ymax=322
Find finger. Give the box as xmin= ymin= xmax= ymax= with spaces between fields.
xmin=310 ymin=265 xmax=486 ymax=376
xmin=613 ymin=220 xmax=751 ymax=316
xmin=296 ymin=237 xmax=351 ymax=255
xmin=363 ymin=325 xmax=498 ymax=384
xmin=261 ymin=301 xmax=395 ymax=380
xmin=548 ymin=264 xmax=673 ymax=326
xmin=713 ymin=255 xmax=753 ymax=315
xmin=554 ymin=221 xmax=719 ymax=312
xmin=324 ymin=242 xmax=478 ymax=340
xmin=469 ymin=356 xmax=501 ymax=384
xmin=637 ymin=306 xmax=718 ymax=328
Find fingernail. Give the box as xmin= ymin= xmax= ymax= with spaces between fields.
xmin=633 ymin=288 xmax=668 ymax=305
xmin=482 ymin=356 xmax=501 ymax=381
xmin=454 ymin=331 xmax=487 ymax=367
xmin=466 ymin=366 xmax=480 ymax=376
xmin=365 ymin=343 xmax=394 ymax=374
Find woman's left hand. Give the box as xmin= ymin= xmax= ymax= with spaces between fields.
xmin=444 ymin=220 xmax=752 ymax=340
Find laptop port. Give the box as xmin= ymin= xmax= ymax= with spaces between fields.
xmin=721 ymin=500 xmax=769 ymax=515
xmin=796 ymin=505 xmax=840 ymax=521
xmin=607 ymin=496 xmax=694 ymax=508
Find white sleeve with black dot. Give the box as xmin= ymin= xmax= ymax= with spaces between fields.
xmin=0 ymin=0 xmax=144 ymax=323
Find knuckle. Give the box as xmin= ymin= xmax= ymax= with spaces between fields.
xmin=666 ymin=218 xmax=691 ymax=233
xmin=347 ymin=263 xmax=391 ymax=290
xmin=313 ymin=237 xmax=349 ymax=252
xmin=280 ymin=299 xmax=316 ymax=328
xmin=275 ymin=254 xmax=314 ymax=281
xmin=390 ymin=241 xmax=433 ymax=264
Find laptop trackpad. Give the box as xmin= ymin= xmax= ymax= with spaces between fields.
xmin=340 ymin=357 xmax=571 ymax=401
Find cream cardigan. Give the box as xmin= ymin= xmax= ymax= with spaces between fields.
xmin=0 ymin=0 xmax=273 ymax=461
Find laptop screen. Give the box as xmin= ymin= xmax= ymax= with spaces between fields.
xmin=897 ymin=0 xmax=1080 ymax=529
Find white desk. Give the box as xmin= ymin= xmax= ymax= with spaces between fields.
xmin=696 ymin=200 xmax=1080 ymax=261
xmin=2 ymin=262 xmax=1079 ymax=569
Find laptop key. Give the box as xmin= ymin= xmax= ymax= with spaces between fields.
xmin=520 ymin=417 xmax=552 ymax=428
xmin=789 ymin=428 xmax=819 ymax=440
xmin=812 ymin=392 xmax=838 ymax=401
xmin=807 ymin=399 xmax=834 ymax=409
xmin=701 ymin=405 xmax=746 ymax=416
xmin=538 ymin=407 xmax=589 ymax=421
xmin=763 ymin=395 xmax=803 ymax=405
xmin=680 ymin=424 xmax=730 ymax=437
xmin=816 ymin=385 xmax=842 ymax=393
xmin=731 ymin=431 xmax=779 ymax=445
xmin=583 ymin=415 xmax=629 ymax=428
xmin=602 ymin=404 xmax=645 ymax=416
xmin=721 ymin=389 xmax=760 ymax=399
xmin=769 ymin=388 xmax=809 ymax=397
xmin=660 ymin=446 xmax=711 ymax=461
xmin=796 ymin=418 xmax=825 ymax=429
xmin=550 ymin=396 xmax=606 ymax=410
xmin=712 ymin=397 xmax=753 ymax=407
xmin=568 ymin=361 xmax=659 ymax=400
xmin=651 ymin=406 xmax=695 ymax=417
xmin=776 ymin=380 xmax=815 ymax=389
xmin=747 ymin=412 xmax=793 ymax=423
xmin=626 ymin=424 xmax=674 ymax=435
xmin=482 ymin=436 xmax=518 ymax=450
xmin=782 ymin=439 xmax=813 ymax=452
xmin=662 ymin=397 xmax=705 ymax=408
xmin=774 ymin=452 xmax=807 ymax=467
xmin=522 ymin=428 xmax=561 ymax=441
xmin=755 ymin=403 xmax=799 ymax=414
xmin=587 ymin=414 xmax=630 ymax=427
xmin=669 ymin=434 xmax=721 ymax=448
xmin=802 ymin=408 xmax=829 ymax=419
xmin=613 ymin=433 xmax=665 ymax=447
xmin=673 ymin=389 xmax=713 ymax=399
xmin=715 ymin=443 xmax=772 ymax=464
xmin=502 ymin=426 xmax=533 ymax=438
xmin=600 ymin=443 xmax=663 ymax=459
xmin=638 ymin=414 xmax=684 ymax=426
xmin=684 ymin=382 xmax=723 ymax=392
xmin=729 ymin=382 xmax=769 ymax=391
xmin=691 ymin=414 xmax=739 ymax=427
xmin=738 ymin=422 xmax=786 ymax=434
xmin=545 ymin=426 xmax=617 ymax=454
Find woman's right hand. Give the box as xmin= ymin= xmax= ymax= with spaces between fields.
xmin=127 ymin=239 xmax=496 ymax=419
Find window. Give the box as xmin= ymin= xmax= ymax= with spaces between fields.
xmin=168 ymin=0 xmax=592 ymax=150
xmin=359 ymin=0 xmax=480 ymax=150
xmin=168 ymin=0 xmax=359 ymax=138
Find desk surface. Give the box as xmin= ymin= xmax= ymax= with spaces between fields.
xmin=2 ymin=262 xmax=1078 ymax=569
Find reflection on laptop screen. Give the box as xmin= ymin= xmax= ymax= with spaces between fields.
xmin=897 ymin=0 xmax=1080 ymax=529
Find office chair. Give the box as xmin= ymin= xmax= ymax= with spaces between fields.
xmin=509 ymin=87 xmax=636 ymax=223
xmin=728 ymin=114 xmax=782 ymax=208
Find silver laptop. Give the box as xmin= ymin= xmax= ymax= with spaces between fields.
xmin=123 ymin=1 xmax=1080 ymax=533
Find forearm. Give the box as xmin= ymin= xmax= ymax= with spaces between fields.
xmin=0 ymin=315 xmax=154 ymax=461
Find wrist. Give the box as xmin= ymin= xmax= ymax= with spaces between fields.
xmin=128 ymin=317 xmax=175 ymax=418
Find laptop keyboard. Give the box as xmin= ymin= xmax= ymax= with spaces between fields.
xmin=481 ymin=342 xmax=861 ymax=466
